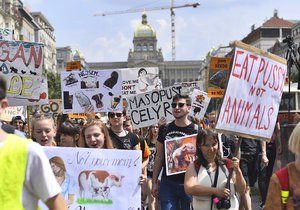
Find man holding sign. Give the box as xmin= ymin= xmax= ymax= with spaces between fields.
xmin=151 ymin=94 xmax=199 ymax=210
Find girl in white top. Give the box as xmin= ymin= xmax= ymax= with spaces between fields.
xmin=184 ymin=129 xmax=246 ymax=210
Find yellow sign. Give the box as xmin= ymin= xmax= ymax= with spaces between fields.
xmin=208 ymin=89 xmax=225 ymax=98
xmin=209 ymin=57 xmax=231 ymax=70
xmin=66 ymin=61 xmax=81 ymax=71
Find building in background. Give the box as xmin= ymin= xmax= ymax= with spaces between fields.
xmin=31 ymin=12 xmax=56 ymax=73
xmin=88 ymin=13 xmax=204 ymax=87
xmin=56 ymin=46 xmax=73 ymax=73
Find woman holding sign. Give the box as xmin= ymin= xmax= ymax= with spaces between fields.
xmin=184 ymin=129 xmax=246 ymax=210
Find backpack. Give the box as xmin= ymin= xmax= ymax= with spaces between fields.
xmin=275 ymin=167 xmax=289 ymax=210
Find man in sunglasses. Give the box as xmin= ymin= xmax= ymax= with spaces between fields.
xmin=0 ymin=75 xmax=67 ymax=210
xmin=151 ymin=94 xmax=199 ymax=210
xmin=107 ymin=110 xmax=140 ymax=150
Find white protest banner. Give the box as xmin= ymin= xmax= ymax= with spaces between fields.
xmin=216 ymin=41 xmax=287 ymax=140
xmin=0 ymin=106 xmax=24 ymax=121
xmin=127 ymin=85 xmax=182 ymax=129
xmin=61 ymin=69 xmax=123 ymax=113
xmin=164 ymin=134 xmax=197 ymax=176
xmin=42 ymin=147 xmax=142 ymax=210
xmin=7 ymin=76 xmax=49 ymax=106
xmin=121 ymin=67 xmax=162 ymax=97
xmin=0 ymin=28 xmax=13 ymax=41
xmin=180 ymin=80 xmax=201 ymax=95
xmin=189 ymin=89 xmax=210 ymax=120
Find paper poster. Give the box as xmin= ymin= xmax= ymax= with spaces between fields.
xmin=29 ymin=99 xmax=61 ymax=122
xmin=127 ymin=85 xmax=182 ymax=129
xmin=164 ymin=134 xmax=197 ymax=176
xmin=121 ymin=67 xmax=162 ymax=97
xmin=42 ymin=147 xmax=142 ymax=210
xmin=216 ymin=43 xmax=287 ymax=140
xmin=61 ymin=69 xmax=123 ymax=113
xmin=180 ymin=81 xmax=201 ymax=95
xmin=0 ymin=28 xmax=13 ymax=41
xmin=189 ymin=89 xmax=210 ymax=120
xmin=0 ymin=106 xmax=24 ymax=122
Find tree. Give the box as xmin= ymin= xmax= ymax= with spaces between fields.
xmin=47 ymin=71 xmax=61 ymax=99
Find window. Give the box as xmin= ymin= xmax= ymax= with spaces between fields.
xmin=149 ymin=44 xmax=154 ymax=51
xmin=142 ymin=44 xmax=147 ymax=51
xmin=136 ymin=44 xmax=141 ymax=51
xmin=261 ymin=28 xmax=279 ymax=37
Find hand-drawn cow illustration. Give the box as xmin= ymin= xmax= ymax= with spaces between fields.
xmin=172 ymin=143 xmax=196 ymax=168
xmin=78 ymin=170 xmax=124 ymax=200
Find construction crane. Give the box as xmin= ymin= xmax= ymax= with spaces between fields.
xmin=94 ymin=1 xmax=200 ymax=61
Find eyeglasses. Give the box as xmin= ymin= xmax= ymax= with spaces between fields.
xmin=171 ymin=102 xmax=186 ymax=108
xmin=108 ymin=113 xmax=123 ymax=118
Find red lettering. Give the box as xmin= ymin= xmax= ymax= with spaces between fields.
xmin=27 ymin=45 xmax=43 ymax=68
xmin=11 ymin=44 xmax=26 ymax=64
xmin=247 ymin=54 xmax=258 ymax=82
xmin=231 ymin=50 xmax=244 ymax=78
xmin=241 ymin=54 xmax=249 ymax=80
xmin=221 ymin=96 xmax=231 ymax=123
xmin=254 ymin=58 xmax=265 ymax=85
xmin=0 ymin=42 xmax=9 ymax=62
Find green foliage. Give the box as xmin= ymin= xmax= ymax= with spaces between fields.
xmin=47 ymin=72 xmax=61 ymax=99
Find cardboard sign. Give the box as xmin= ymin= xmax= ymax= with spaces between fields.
xmin=0 ymin=106 xmax=24 ymax=121
xmin=164 ymin=134 xmax=197 ymax=176
xmin=189 ymin=89 xmax=210 ymax=120
xmin=216 ymin=41 xmax=287 ymax=140
xmin=42 ymin=147 xmax=141 ymax=210
xmin=121 ymin=67 xmax=162 ymax=97
xmin=127 ymin=85 xmax=182 ymax=129
xmin=61 ymin=70 xmax=123 ymax=113
xmin=66 ymin=61 xmax=81 ymax=71
xmin=208 ymin=57 xmax=231 ymax=98
xmin=29 ymin=99 xmax=61 ymax=121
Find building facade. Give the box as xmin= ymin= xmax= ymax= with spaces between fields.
xmin=56 ymin=46 xmax=73 ymax=73
xmin=88 ymin=13 xmax=204 ymax=88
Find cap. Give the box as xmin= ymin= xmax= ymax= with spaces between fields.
xmin=11 ymin=115 xmax=26 ymax=124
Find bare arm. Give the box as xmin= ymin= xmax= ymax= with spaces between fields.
xmin=260 ymin=140 xmax=269 ymax=167
xmin=151 ymin=141 xmax=164 ymax=198
xmin=184 ymin=163 xmax=230 ymax=198
xmin=230 ymin=157 xmax=246 ymax=194
xmin=45 ymin=193 xmax=68 ymax=210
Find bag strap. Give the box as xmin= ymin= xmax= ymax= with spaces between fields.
xmin=275 ymin=167 xmax=289 ymax=210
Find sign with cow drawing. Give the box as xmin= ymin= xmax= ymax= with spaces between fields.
xmin=164 ymin=134 xmax=197 ymax=176
xmin=189 ymin=89 xmax=211 ymax=120
xmin=42 ymin=147 xmax=142 ymax=210
xmin=60 ymin=69 xmax=123 ymax=113
xmin=121 ymin=67 xmax=162 ymax=97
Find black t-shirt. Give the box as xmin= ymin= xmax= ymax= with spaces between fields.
xmin=147 ymin=141 xmax=156 ymax=178
xmin=109 ymin=129 xmax=139 ymax=150
xmin=240 ymin=137 xmax=260 ymax=155
xmin=158 ymin=121 xmax=198 ymax=184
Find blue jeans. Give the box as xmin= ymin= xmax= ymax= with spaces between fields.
xmin=159 ymin=177 xmax=192 ymax=210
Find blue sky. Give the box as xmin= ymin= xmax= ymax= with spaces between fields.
xmin=23 ymin=0 xmax=300 ymax=62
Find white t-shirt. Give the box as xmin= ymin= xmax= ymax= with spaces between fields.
xmin=0 ymin=140 xmax=61 ymax=210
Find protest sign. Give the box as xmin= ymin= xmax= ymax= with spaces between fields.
xmin=164 ymin=134 xmax=197 ymax=176
xmin=29 ymin=99 xmax=61 ymax=121
xmin=7 ymin=76 xmax=49 ymax=106
xmin=216 ymin=41 xmax=287 ymax=140
xmin=189 ymin=89 xmax=210 ymax=120
xmin=121 ymin=67 xmax=162 ymax=97
xmin=208 ymin=57 xmax=231 ymax=98
xmin=180 ymin=80 xmax=201 ymax=95
xmin=42 ymin=147 xmax=142 ymax=210
xmin=0 ymin=28 xmax=13 ymax=41
xmin=127 ymin=85 xmax=182 ymax=129
xmin=0 ymin=106 xmax=24 ymax=121
xmin=61 ymin=69 xmax=123 ymax=113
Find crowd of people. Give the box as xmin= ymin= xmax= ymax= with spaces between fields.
xmin=1 ymin=72 xmax=300 ymax=210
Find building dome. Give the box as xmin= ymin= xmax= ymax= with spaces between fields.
xmin=134 ymin=13 xmax=156 ymax=38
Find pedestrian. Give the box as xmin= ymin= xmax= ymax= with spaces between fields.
xmin=78 ymin=119 xmax=114 ymax=149
xmin=184 ymin=129 xmax=246 ymax=210
xmin=56 ymin=120 xmax=80 ymax=147
xmin=151 ymin=94 xmax=199 ymax=210
xmin=0 ymin=75 xmax=67 ymax=210
xmin=265 ymin=122 xmax=300 ymax=210
xmin=31 ymin=113 xmax=57 ymax=146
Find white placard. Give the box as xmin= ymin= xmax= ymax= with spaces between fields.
xmin=0 ymin=106 xmax=24 ymax=121
xmin=121 ymin=67 xmax=162 ymax=97
xmin=0 ymin=28 xmax=13 ymax=41
xmin=216 ymin=47 xmax=287 ymax=140
xmin=189 ymin=89 xmax=210 ymax=120
xmin=127 ymin=85 xmax=182 ymax=129
xmin=61 ymin=70 xmax=123 ymax=113
xmin=42 ymin=147 xmax=142 ymax=210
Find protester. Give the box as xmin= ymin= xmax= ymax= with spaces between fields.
xmin=239 ymin=137 xmax=268 ymax=210
xmin=151 ymin=94 xmax=199 ymax=210
xmin=11 ymin=115 xmax=26 ymax=132
xmin=50 ymin=156 xmax=76 ymax=205
xmin=265 ymin=122 xmax=300 ymax=210
xmin=31 ymin=113 xmax=57 ymax=146
xmin=79 ymin=119 xmax=114 ymax=149
xmin=0 ymin=75 xmax=67 ymax=210
xmin=56 ymin=120 xmax=80 ymax=147
xmin=184 ymin=129 xmax=246 ymax=210
xmin=145 ymin=124 xmax=160 ymax=210
xmin=108 ymin=110 xmax=140 ymax=150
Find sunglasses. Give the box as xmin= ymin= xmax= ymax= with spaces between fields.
xmin=108 ymin=113 xmax=123 ymax=118
xmin=171 ymin=102 xmax=186 ymax=108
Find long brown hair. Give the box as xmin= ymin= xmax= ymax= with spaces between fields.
xmin=79 ymin=119 xmax=114 ymax=149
